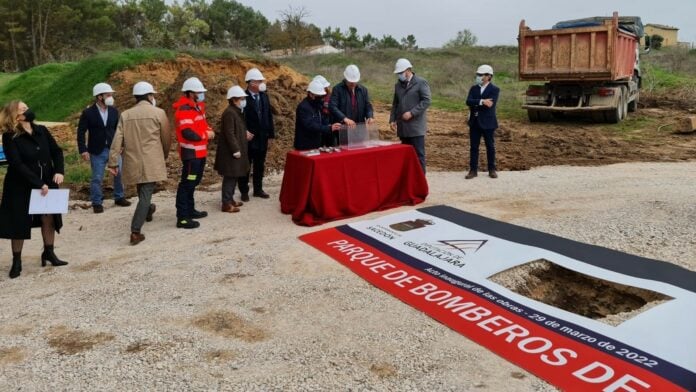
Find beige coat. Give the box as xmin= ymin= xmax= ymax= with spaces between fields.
xmin=108 ymin=101 xmax=171 ymax=185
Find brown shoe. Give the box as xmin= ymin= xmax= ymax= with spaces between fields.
xmin=231 ymin=200 xmax=243 ymax=207
xmin=130 ymin=232 xmax=145 ymax=246
xmin=465 ymin=171 xmax=478 ymax=179
xmin=489 ymin=170 xmax=498 ymax=179
xmin=221 ymin=203 xmax=240 ymax=213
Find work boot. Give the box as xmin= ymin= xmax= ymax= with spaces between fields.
xmin=465 ymin=171 xmax=478 ymax=179
xmin=191 ymin=210 xmax=208 ymax=219
xmin=130 ymin=232 xmax=145 ymax=246
xmin=221 ymin=203 xmax=240 ymax=213
xmin=145 ymin=204 xmax=156 ymax=222
xmin=489 ymin=170 xmax=498 ymax=179
xmin=115 ymin=198 xmax=132 ymax=207
xmin=176 ymin=219 xmax=200 ymax=229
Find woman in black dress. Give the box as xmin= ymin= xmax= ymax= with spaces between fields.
xmin=0 ymin=100 xmax=68 ymax=279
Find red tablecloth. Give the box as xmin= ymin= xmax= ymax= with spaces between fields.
xmin=279 ymin=144 xmax=429 ymax=226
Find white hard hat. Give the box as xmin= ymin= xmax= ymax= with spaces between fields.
xmin=181 ymin=77 xmax=207 ymax=92
xmin=93 ymin=83 xmax=115 ymax=96
xmin=312 ymin=75 xmax=331 ymax=88
xmin=343 ymin=64 xmax=360 ymax=83
xmin=476 ymin=64 xmax=494 ymax=75
xmin=394 ymin=58 xmax=413 ymax=74
xmin=245 ymin=68 xmax=265 ymax=82
xmin=132 ymin=81 xmax=156 ymax=96
xmin=226 ymin=85 xmax=247 ymax=99
xmin=307 ymin=80 xmax=327 ymax=96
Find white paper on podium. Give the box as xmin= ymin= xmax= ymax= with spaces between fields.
xmin=29 ymin=189 xmax=69 ymax=214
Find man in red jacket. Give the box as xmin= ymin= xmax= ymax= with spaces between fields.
xmin=173 ymin=77 xmax=214 ymax=229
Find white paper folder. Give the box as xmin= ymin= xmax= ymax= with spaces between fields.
xmin=28 ymin=189 xmax=69 ymax=214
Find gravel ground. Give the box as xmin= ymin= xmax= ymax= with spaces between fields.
xmin=0 ymin=162 xmax=694 ymax=391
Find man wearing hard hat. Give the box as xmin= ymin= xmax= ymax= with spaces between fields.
xmin=294 ymin=80 xmax=342 ymax=150
xmin=465 ymin=64 xmax=500 ymax=179
xmin=77 ymin=83 xmax=130 ymax=214
xmin=329 ymin=65 xmax=375 ymax=143
xmin=390 ymin=58 xmax=431 ymax=173
xmin=107 ymin=81 xmax=170 ymax=245
xmin=172 ymin=77 xmax=215 ymax=229
xmin=241 ymin=68 xmax=274 ymax=201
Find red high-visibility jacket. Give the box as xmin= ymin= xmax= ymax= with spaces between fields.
xmin=173 ymin=96 xmax=210 ymax=160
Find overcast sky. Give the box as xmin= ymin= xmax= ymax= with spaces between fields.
xmin=235 ymin=0 xmax=695 ymax=48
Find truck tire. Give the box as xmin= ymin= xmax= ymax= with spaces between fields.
xmin=528 ymin=109 xmax=539 ymax=122
xmin=627 ymin=92 xmax=639 ymax=112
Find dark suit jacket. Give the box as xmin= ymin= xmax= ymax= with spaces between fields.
xmin=245 ymin=90 xmax=275 ymax=151
xmin=466 ymin=83 xmax=500 ymax=130
xmin=329 ymin=81 xmax=374 ymax=123
xmin=294 ymin=97 xmax=331 ymax=150
xmin=77 ymin=104 xmax=119 ymax=154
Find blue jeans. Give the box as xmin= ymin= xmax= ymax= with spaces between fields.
xmin=90 ymin=149 xmax=124 ymax=206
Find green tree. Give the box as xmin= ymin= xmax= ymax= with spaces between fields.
xmin=361 ymin=33 xmax=377 ymax=50
xmin=400 ymin=34 xmax=417 ymax=51
xmin=377 ymin=34 xmax=401 ymax=49
xmin=322 ymin=26 xmax=344 ymax=48
xmin=344 ymin=26 xmax=362 ymax=51
xmin=444 ymin=29 xmax=478 ymax=48
xmin=649 ymin=34 xmax=664 ymax=50
xmin=208 ymin=0 xmax=269 ymax=49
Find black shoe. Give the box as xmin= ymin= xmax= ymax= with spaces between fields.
xmin=115 ymin=198 xmax=132 ymax=207
xmin=9 ymin=256 xmax=21 ymax=279
xmin=253 ymin=191 xmax=270 ymax=199
xmin=176 ymin=219 xmax=200 ymax=229
xmin=489 ymin=170 xmax=498 ymax=179
xmin=130 ymin=232 xmax=145 ymax=245
xmin=465 ymin=171 xmax=478 ymax=180
xmin=191 ymin=210 xmax=208 ymax=219
xmin=93 ymin=205 xmax=104 ymax=213
xmin=41 ymin=246 xmax=68 ymax=267
xmin=146 ymin=204 xmax=156 ymax=222
xmin=241 ymin=193 xmax=250 ymax=202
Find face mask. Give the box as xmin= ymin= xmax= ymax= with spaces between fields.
xmin=22 ymin=109 xmax=36 ymax=123
xmin=104 ymin=96 xmax=115 ymax=106
xmin=237 ymin=99 xmax=247 ymax=110
xmin=475 ymin=75 xmax=484 ymax=86
xmin=398 ymin=72 xmax=408 ymax=82
xmin=197 ymin=92 xmax=205 ymax=102
xmin=150 ymin=97 xmax=157 ymax=107
xmin=258 ymin=83 xmax=267 ymax=92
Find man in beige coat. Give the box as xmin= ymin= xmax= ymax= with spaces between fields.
xmin=108 ymin=81 xmax=170 ymax=245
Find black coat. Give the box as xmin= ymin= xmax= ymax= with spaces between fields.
xmin=329 ymin=80 xmax=374 ymax=123
xmin=244 ymin=90 xmax=275 ymax=151
xmin=294 ymin=97 xmax=331 ymax=150
xmin=0 ymin=124 xmax=64 ymax=239
xmin=77 ymin=104 xmax=119 ymax=154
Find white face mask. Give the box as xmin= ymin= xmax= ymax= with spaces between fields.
xmin=197 ymin=92 xmax=205 ymax=102
xmin=259 ymin=82 xmax=267 ymax=92
xmin=150 ymin=97 xmax=157 ymax=107
xmin=237 ymin=99 xmax=247 ymax=110
xmin=475 ymin=75 xmax=484 ymax=86
xmin=104 ymin=96 xmax=115 ymax=106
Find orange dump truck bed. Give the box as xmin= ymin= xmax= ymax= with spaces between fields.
xmin=519 ymin=12 xmax=639 ymax=82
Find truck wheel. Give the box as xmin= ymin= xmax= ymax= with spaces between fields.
xmin=605 ymin=106 xmax=621 ymax=123
xmin=627 ymin=93 xmax=639 ymax=112
xmin=538 ymin=111 xmax=552 ymax=122
xmin=528 ymin=109 xmax=539 ymax=122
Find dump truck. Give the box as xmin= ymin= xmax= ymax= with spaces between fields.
xmin=519 ymin=12 xmax=643 ymax=123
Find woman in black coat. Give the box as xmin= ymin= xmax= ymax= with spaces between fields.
xmin=0 ymin=100 xmax=68 ymax=279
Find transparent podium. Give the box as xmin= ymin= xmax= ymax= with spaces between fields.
xmin=337 ymin=122 xmax=395 ymax=150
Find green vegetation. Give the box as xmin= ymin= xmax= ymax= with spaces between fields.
xmin=0 ymin=49 xmax=176 ymax=121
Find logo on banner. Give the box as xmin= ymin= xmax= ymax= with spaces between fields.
xmin=436 ymin=240 xmax=488 ymax=255
xmin=389 ymin=219 xmax=434 ymax=232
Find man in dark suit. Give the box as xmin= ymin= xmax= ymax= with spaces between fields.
xmin=77 ymin=83 xmax=131 ymax=213
xmin=240 ymin=68 xmax=275 ymax=200
xmin=465 ymin=65 xmax=500 ymax=179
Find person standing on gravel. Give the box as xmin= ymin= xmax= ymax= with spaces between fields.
xmin=108 ymin=82 xmax=170 ymax=246
xmin=240 ymin=68 xmax=274 ymax=201
xmin=173 ymin=77 xmax=214 ymax=229
xmin=329 ymin=65 xmax=375 ymax=145
xmin=465 ymin=64 xmax=500 ymax=179
xmin=214 ymin=86 xmax=249 ymax=213
xmin=77 ymin=83 xmax=131 ymax=213
xmin=390 ymin=58 xmax=431 ymax=173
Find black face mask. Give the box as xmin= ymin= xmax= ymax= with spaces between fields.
xmin=22 ymin=109 xmax=36 ymax=123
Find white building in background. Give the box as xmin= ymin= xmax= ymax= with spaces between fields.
xmin=266 ymin=44 xmax=343 ymax=58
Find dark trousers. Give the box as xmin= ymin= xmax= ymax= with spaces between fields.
xmin=176 ymin=158 xmax=205 ymax=219
xmin=131 ymin=182 xmax=155 ymax=233
xmin=469 ymin=126 xmax=496 ymax=172
xmin=238 ymin=147 xmax=267 ymax=195
xmin=221 ymin=176 xmax=240 ymax=204
xmin=400 ymin=136 xmax=426 ymax=174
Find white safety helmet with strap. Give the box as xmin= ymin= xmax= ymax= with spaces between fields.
xmin=93 ymin=83 xmax=115 ymax=96
xmin=393 ymin=58 xmax=413 ymax=74
xmin=307 ymin=80 xmax=327 ymax=96
xmin=181 ymin=77 xmax=207 ymax=92
xmin=226 ymin=85 xmax=247 ymax=99
xmin=476 ymin=64 xmax=494 ymax=75
xmin=132 ymin=81 xmax=156 ymax=96
xmin=245 ymin=68 xmax=265 ymax=82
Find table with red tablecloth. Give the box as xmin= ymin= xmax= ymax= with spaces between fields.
xmin=279 ymin=144 xmax=429 ymax=226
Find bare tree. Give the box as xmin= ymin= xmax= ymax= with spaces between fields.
xmin=278 ymin=5 xmax=319 ymax=54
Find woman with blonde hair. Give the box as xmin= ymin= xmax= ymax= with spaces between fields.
xmin=0 ymin=100 xmax=68 ymax=279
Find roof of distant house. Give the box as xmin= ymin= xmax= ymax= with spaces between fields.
xmin=645 ymin=23 xmax=679 ymax=31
